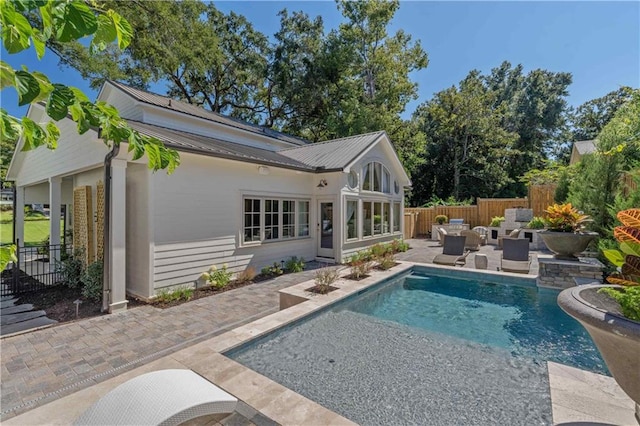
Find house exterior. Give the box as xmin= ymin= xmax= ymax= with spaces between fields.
xmin=6 ymin=81 xmax=410 ymax=312
xmin=569 ymin=140 xmax=596 ymax=165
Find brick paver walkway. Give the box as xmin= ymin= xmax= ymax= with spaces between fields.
xmin=0 ymin=239 xmax=544 ymax=420
xmin=0 ymin=264 xmax=330 ymax=420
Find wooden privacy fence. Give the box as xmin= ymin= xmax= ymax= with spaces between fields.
xmin=405 ymin=188 xmax=553 ymax=237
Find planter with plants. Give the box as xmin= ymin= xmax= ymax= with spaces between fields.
xmin=538 ymin=203 xmax=598 ymax=260
xmin=435 ymin=215 xmax=448 ymax=225
xmin=557 ymin=208 xmax=640 ymax=409
xmin=307 ymin=266 xmax=340 ymax=295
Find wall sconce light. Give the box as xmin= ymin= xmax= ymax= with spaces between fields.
xmin=317 ymin=179 xmax=328 ymax=188
xmin=258 ymin=166 xmax=270 ymax=175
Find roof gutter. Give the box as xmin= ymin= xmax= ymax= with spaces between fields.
xmin=102 ymin=142 xmax=120 ymax=312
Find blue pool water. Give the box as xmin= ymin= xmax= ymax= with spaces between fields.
xmin=347 ymin=272 xmax=607 ymax=374
xmin=229 ymin=269 xmax=607 ymax=425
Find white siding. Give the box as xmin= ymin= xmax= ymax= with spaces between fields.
xmin=24 ymin=180 xmax=73 ymax=204
xmin=150 ymin=152 xmax=316 ymax=290
xmin=11 ymin=105 xmax=109 ymax=187
xmin=99 ymin=84 xmax=143 ymax=121
xmin=125 ymin=164 xmax=153 ymax=299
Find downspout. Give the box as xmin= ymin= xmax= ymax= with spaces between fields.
xmin=102 ymin=142 xmax=120 ymax=312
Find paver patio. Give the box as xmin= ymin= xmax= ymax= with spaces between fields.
xmin=1 ymin=239 xmax=544 ymax=420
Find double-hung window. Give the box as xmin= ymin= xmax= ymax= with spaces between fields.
xmin=244 ymin=198 xmax=261 ymax=242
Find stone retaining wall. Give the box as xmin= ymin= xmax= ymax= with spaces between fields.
xmin=536 ymin=257 xmax=604 ymax=290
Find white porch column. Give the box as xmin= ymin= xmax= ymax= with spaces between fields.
xmin=49 ymin=176 xmax=62 ymax=263
xmin=109 ymin=159 xmax=128 ymax=313
xmin=14 ymin=186 xmax=24 ymax=246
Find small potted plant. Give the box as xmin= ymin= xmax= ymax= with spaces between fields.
xmin=435 ymin=214 xmax=448 ymax=225
xmin=538 ymin=203 xmax=598 ymax=260
xmin=557 ymin=208 xmax=640 ymax=408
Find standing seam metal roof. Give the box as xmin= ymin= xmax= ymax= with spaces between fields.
xmin=126 ymin=120 xmax=315 ymax=171
xmin=107 ymin=80 xmax=309 ymax=147
xmin=279 ymin=131 xmax=386 ymax=170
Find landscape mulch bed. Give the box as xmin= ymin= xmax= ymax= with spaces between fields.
xmin=16 ymin=286 xmax=106 ymax=323
xmin=305 ymin=285 xmax=340 ymax=295
xmin=151 ymin=277 xmax=274 ymax=309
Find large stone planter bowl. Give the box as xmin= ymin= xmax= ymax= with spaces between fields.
xmin=538 ymin=230 xmax=598 ymax=260
xmin=558 ymin=285 xmax=640 ymax=406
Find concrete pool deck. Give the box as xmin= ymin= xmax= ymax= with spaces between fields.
xmin=1 ymin=241 xmax=637 ymax=425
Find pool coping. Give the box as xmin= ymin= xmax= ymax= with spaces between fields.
xmin=5 ymin=261 xmax=636 ymax=426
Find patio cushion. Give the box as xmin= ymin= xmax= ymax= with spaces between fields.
xmin=74 ymin=369 xmax=237 ymax=426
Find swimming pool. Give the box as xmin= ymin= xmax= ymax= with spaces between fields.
xmin=228 ymin=268 xmax=606 ymax=425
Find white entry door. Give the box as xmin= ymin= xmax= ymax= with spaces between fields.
xmin=317 ymin=201 xmax=334 ymax=259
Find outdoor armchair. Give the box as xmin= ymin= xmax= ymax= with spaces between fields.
xmin=460 ymin=229 xmax=482 ymax=251
xmin=497 ymin=228 xmax=521 ymax=249
xmin=501 ymin=238 xmax=531 ymax=273
xmin=433 ymin=235 xmax=470 ymax=266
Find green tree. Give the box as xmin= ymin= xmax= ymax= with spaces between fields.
xmin=484 ymin=61 xmax=572 ymax=196
xmin=411 ymin=71 xmax=517 ymax=205
xmin=0 ymin=0 xmax=179 ymax=269
xmin=568 ymin=89 xmax=640 ymax=235
xmin=571 ymin=86 xmax=635 ymax=141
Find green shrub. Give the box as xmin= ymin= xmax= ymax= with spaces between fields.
xmin=56 ymin=248 xmax=85 ymax=289
xmin=82 ymin=261 xmax=103 ymax=301
xmin=598 ymin=287 xmax=640 ymax=321
xmin=377 ymin=252 xmax=396 ymax=270
xmin=284 ymin=256 xmax=305 ymax=273
xmin=156 ymin=286 xmax=194 ymax=304
xmin=347 ymin=251 xmax=373 ymax=279
xmin=0 ymin=204 xmax=12 ymax=212
xmin=434 ymin=214 xmax=448 ymax=225
xmin=201 ymin=264 xmax=232 ymax=289
xmin=314 ymin=266 xmax=339 ymax=293
xmin=370 ymin=243 xmax=391 ymax=261
xmin=489 ymin=216 xmax=505 ymax=227
xmin=526 ymin=217 xmax=546 ymax=229
xmin=261 ymin=262 xmax=283 ymax=277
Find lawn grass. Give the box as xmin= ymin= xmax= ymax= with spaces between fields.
xmin=0 ymin=211 xmax=64 ymax=246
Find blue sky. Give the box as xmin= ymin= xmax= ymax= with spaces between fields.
xmin=3 ymin=1 xmax=639 ymax=120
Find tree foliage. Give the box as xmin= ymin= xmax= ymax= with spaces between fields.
xmin=0 ymin=0 xmax=180 ymax=175
xmin=568 ymin=89 xmax=640 ymax=236
xmin=0 ymin=0 xmax=179 ymax=270
xmin=571 ymin=86 xmax=635 ymax=141
xmin=412 ymin=71 xmax=506 ymax=204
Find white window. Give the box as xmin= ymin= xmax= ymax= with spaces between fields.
xmin=363 ymin=201 xmax=373 ymax=237
xmin=243 ymin=197 xmax=309 ymax=243
xmin=383 ymin=203 xmax=390 ymax=234
xmin=243 ymin=198 xmax=261 ymax=243
xmin=362 ymin=164 xmax=371 ymax=191
xmin=265 ymin=199 xmax=279 ymax=240
xmin=298 ymin=201 xmax=309 ymax=237
xmin=346 ymin=200 xmax=358 ymax=240
xmin=373 ymin=202 xmax=382 ymax=235
xmin=283 ymin=200 xmax=295 ymax=238
xmin=393 ymin=202 xmax=401 ymax=232
xmin=348 ymin=171 xmax=358 ymax=189
xmin=362 ymin=161 xmax=392 ymax=194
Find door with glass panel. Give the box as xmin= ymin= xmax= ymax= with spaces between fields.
xmin=317 ymin=201 xmax=334 ymax=258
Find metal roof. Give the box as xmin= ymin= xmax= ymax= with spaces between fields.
xmin=279 ymin=131 xmax=385 ymax=170
xmin=108 ymin=80 xmax=309 ymax=147
xmin=126 ymin=120 xmax=315 ymax=172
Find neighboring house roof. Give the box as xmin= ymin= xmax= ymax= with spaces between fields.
xmin=107 ymin=80 xmax=309 ymax=147
xmin=573 ymin=140 xmax=596 ymax=155
xmin=126 ymin=120 xmax=315 ymax=172
xmin=280 ymin=131 xmax=386 ymax=170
